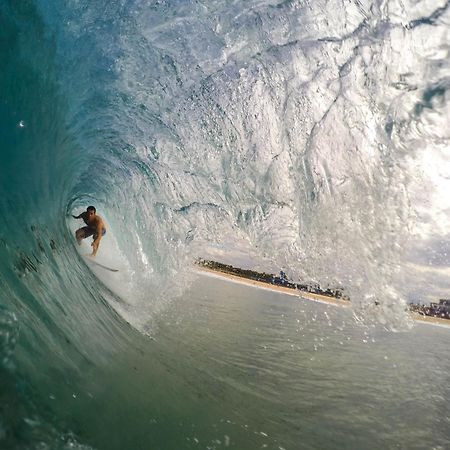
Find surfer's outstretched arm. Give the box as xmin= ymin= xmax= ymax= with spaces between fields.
xmin=72 ymin=213 xmax=83 ymax=219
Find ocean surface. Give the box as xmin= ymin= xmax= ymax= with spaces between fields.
xmin=1 ymin=0 xmax=450 ymax=448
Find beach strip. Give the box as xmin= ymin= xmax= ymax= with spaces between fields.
xmin=196 ymin=266 xmax=450 ymax=328
xmin=196 ymin=266 xmax=349 ymax=307
xmin=411 ymin=314 xmax=450 ymax=328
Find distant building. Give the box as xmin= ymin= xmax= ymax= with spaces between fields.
xmin=427 ymin=299 xmax=450 ymax=319
xmin=271 ymin=270 xmax=288 ymax=286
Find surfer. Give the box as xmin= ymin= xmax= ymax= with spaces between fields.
xmin=72 ymin=206 xmax=106 ymax=257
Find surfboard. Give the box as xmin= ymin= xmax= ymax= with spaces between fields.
xmin=83 ymin=256 xmax=119 ymax=272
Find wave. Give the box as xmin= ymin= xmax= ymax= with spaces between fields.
xmin=1 ymin=0 xmax=449 ymax=447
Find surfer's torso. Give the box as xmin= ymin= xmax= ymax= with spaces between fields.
xmin=81 ymin=212 xmax=104 ymax=231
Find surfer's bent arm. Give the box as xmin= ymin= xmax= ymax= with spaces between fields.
xmin=72 ymin=212 xmax=85 ymax=219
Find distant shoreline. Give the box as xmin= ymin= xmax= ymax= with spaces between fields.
xmin=196 ymin=262 xmax=450 ymax=328
xmin=197 ymin=265 xmax=349 ymax=307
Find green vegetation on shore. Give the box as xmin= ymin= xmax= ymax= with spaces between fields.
xmin=196 ymin=259 xmax=349 ymax=301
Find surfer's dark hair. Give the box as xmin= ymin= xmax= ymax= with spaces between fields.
xmin=87 ymin=206 xmax=96 ymax=213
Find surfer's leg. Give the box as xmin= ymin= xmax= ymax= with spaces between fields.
xmin=92 ymin=228 xmax=106 ymax=241
xmin=75 ymin=228 xmax=83 ymax=245
xmin=75 ymin=227 xmax=94 ymax=245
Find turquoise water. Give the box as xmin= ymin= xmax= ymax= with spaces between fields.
xmin=6 ymin=272 xmax=450 ymax=449
xmin=1 ymin=0 xmax=450 ymax=448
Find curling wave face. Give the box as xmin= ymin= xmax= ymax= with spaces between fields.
xmin=60 ymin=0 xmax=449 ymax=314
xmin=1 ymin=0 xmax=450 ymax=447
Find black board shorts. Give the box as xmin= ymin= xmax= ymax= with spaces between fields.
xmin=80 ymin=226 xmax=106 ymax=239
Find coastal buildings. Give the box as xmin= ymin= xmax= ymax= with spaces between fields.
xmin=198 ymin=259 xmax=450 ymax=321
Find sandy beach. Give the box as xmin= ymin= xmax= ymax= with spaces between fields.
xmin=196 ymin=266 xmax=450 ymax=328
xmin=197 ymin=266 xmax=350 ymax=307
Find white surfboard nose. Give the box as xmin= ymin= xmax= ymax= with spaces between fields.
xmin=84 ymin=255 xmax=119 ymax=272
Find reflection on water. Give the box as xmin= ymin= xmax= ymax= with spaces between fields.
xmin=2 ymin=270 xmax=450 ymax=450
xmin=140 ymin=274 xmax=450 ymax=450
